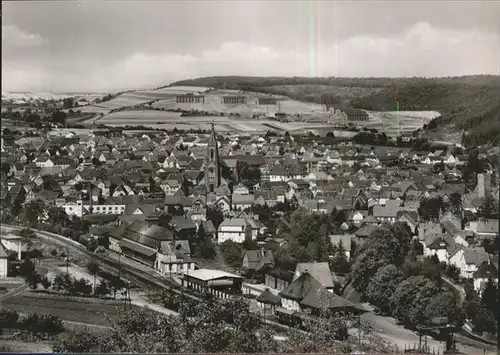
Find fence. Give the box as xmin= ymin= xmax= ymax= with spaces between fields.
xmin=403 ymin=343 xmax=443 ymax=354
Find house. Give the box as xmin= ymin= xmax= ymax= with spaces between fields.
xmin=217 ymin=218 xmax=252 ymax=244
xmin=0 ymin=233 xmax=29 ymax=260
xmin=372 ymin=199 xmax=401 ymax=223
xmin=0 ymin=242 xmax=8 ymax=278
xmin=169 ymin=216 xmax=197 ymax=241
xmin=233 ymin=183 xmax=250 ymax=195
xmin=279 ymin=270 xmax=361 ymax=315
xmin=256 ymin=288 xmax=281 ymax=314
xmin=294 ymin=262 xmax=335 ymax=292
xmin=155 ymin=240 xmax=195 ymax=275
xmin=231 ymin=194 xmax=255 ymax=211
xmin=263 ymin=267 xmax=294 ymax=292
xmin=449 ymin=246 xmax=490 ymax=279
xmin=397 ymin=211 xmax=419 ymax=234
xmin=117 ymin=221 xmax=174 ymax=267
xmin=422 ymin=233 xmax=455 ymax=263
xmin=242 ymin=248 xmax=274 ymax=272
xmin=466 ymin=219 xmax=499 ymax=242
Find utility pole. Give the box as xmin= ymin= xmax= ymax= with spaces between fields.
xmin=65 ymin=247 xmax=69 ymax=274
xmin=118 ymin=252 xmax=121 ymax=280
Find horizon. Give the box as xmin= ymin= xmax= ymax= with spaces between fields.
xmin=2 ymin=1 xmax=500 ymax=92
xmin=3 ymin=74 xmax=499 ymax=96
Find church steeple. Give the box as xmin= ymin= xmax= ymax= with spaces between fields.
xmin=205 ymin=122 xmax=220 ymax=192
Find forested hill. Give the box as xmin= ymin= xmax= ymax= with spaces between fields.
xmin=168 ymin=75 xmax=500 ymax=147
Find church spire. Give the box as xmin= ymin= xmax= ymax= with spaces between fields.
xmin=205 ymin=121 xmax=220 ymax=191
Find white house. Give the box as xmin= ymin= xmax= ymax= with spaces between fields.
xmin=448 ymin=246 xmax=490 ymax=279
xmin=217 ymin=218 xmax=252 ymax=244
xmin=0 ymin=243 xmax=8 ymax=278
xmin=58 ymin=199 xmax=126 ymax=217
xmin=155 ymin=241 xmax=195 ymax=275
xmin=0 ymin=234 xmax=29 ymax=260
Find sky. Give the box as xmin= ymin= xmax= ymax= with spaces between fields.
xmin=2 ymin=0 xmax=500 ymax=93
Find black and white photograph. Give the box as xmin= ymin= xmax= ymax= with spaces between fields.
xmin=0 ymin=0 xmax=499 ymax=354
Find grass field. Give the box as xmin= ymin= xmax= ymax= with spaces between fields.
xmin=3 ymin=293 xmax=137 ymax=326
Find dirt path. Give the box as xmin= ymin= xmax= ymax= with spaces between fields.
xmin=0 ymin=340 xmax=53 ymax=353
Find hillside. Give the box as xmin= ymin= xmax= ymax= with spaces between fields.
xmin=169 ymin=75 xmax=500 ymax=146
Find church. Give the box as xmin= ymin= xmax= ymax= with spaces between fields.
xmin=203 ymin=123 xmax=222 ymax=192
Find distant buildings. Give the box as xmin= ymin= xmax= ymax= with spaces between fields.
xmin=328 ymin=107 xmax=369 ymax=122
xmin=176 ymin=95 xmax=205 ymax=104
xmin=258 ymin=98 xmax=278 ymax=106
xmin=223 ymin=96 xmax=246 ymax=104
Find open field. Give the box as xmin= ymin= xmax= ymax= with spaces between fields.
xmin=91 ymin=106 xmax=434 ymax=136
xmin=2 ymin=292 xmax=136 ymax=326
xmin=365 ymin=110 xmax=439 ymax=137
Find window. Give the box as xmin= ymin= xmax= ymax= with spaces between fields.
xmin=210 ymin=149 xmax=214 ymax=160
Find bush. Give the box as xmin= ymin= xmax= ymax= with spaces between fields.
xmin=0 ymin=308 xmax=19 ymax=328
xmin=19 ymin=313 xmax=64 ymax=338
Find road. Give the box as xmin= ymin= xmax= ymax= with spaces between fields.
xmin=362 ymin=312 xmax=445 ymax=353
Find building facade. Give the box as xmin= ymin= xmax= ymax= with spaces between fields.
xmin=223 ymin=96 xmax=246 ymax=104
xmin=258 ymin=98 xmax=278 ymax=105
xmin=176 ymin=95 xmax=205 ymax=104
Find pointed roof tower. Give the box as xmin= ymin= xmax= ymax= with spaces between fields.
xmin=208 ymin=121 xmax=217 ymax=146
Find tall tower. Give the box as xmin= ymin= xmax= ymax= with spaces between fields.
xmin=205 ymin=122 xmax=221 ymax=192
xmin=477 ymin=173 xmax=491 ymax=199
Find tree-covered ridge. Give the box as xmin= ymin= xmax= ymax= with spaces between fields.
xmin=168 ymin=75 xmax=500 ymax=90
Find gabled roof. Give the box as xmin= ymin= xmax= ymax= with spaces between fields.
xmin=300 ymin=285 xmax=358 ymax=311
xmin=294 ymin=262 xmax=334 ymax=289
xmin=280 ymin=271 xmax=324 ymax=301
xmin=256 ymin=289 xmax=281 ymax=305
xmin=0 ymin=242 xmax=8 ymax=258
xmin=464 ymin=247 xmax=490 ymax=267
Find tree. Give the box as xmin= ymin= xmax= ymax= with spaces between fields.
xmin=326 ymin=132 xmax=335 ymax=138
xmin=47 ymin=206 xmax=71 ymax=228
xmin=52 ymin=274 xmax=65 ymax=292
xmin=481 ymin=276 xmax=498 ymax=318
xmin=41 ymin=276 xmax=51 ymax=290
xmin=53 ymin=330 xmax=102 ymax=353
xmin=20 ymin=313 xmax=64 ymax=339
xmin=72 ymin=278 xmax=92 ymax=296
xmin=418 ymin=197 xmax=443 ymax=221
xmin=424 ymin=291 xmax=461 ymax=326
xmin=390 ymin=276 xmax=440 ymax=328
xmin=51 ymin=110 xmax=67 ymax=125
xmin=329 ymin=244 xmax=351 ymax=275
xmin=449 ymin=192 xmax=462 ymax=215
xmin=87 ymin=260 xmax=100 ymax=292
xmin=23 ymin=199 xmax=46 ymax=226
xmin=0 ymin=308 xmax=19 ymax=329
xmin=206 ymin=206 xmax=223 ymax=230
xmin=351 ymin=223 xmax=412 ymax=293
xmin=20 ymin=258 xmax=40 ymax=290
xmin=365 ymin=264 xmax=404 ymax=314
xmin=94 ymin=280 xmax=111 ymax=298
xmin=219 ymin=240 xmax=243 ymax=267
xmin=63 ymin=97 xmax=74 ymax=109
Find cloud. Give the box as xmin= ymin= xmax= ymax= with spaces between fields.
xmin=2 ymin=22 xmax=498 ymax=92
xmin=2 ymin=25 xmax=47 ymax=48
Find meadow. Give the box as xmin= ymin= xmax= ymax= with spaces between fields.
xmin=2 ymin=292 xmax=137 ymax=326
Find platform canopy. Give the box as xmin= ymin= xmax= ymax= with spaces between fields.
xmin=182 ymin=268 xmax=243 ymax=282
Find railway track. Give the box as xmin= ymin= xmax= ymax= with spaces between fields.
xmin=2 ymin=225 xmax=201 ymax=302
